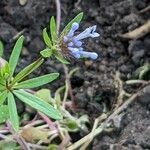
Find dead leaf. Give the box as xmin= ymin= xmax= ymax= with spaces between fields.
xmin=21 ymin=127 xmax=49 ymax=143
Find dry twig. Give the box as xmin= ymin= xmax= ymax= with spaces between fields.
xmin=119 ymin=20 xmax=150 ymax=40
xmin=114 ymin=72 xmax=131 ymax=107
xmin=139 ymin=5 xmax=150 ymax=14
xmin=126 ymin=79 xmax=150 ymax=85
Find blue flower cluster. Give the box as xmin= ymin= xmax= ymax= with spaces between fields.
xmin=63 ymin=22 xmax=100 ymax=60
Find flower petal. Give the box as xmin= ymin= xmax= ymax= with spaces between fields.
xmin=67 ymin=22 xmax=79 ymax=38
xmin=71 ymin=22 xmax=79 ymax=31
xmin=89 ymin=52 xmax=98 ymax=60
xmin=80 ymin=51 xmax=98 ymax=60
xmin=90 ymin=32 xmax=100 ymax=38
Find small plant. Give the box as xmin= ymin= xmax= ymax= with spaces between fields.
xmin=41 ymin=12 xmax=99 ymax=63
xmin=0 ymin=36 xmax=62 ymax=131
xmin=0 ymin=12 xmax=99 ymax=148
xmin=134 ymin=63 xmax=150 ymax=80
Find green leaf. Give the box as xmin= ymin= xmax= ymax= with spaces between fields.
xmin=0 ymin=77 xmax=5 ymax=84
xmin=63 ymin=119 xmax=79 ymax=132
xmin=54 ymin=51 xmax=70 ymax=64
xmin=0 ymin=84 xmax=6 ymax=92
xmin=9 ymin=36 xmax=24 ymax=77
xmin=42 ymin=28 xmax=52 ymax=48
xmin=35 ymin=89 xmax=52 ymax=103
xmin=0 ymin=62 xmax=10 ymax=79
xmin=7 ymin=92 xmax=19 ymax=131
xmin=50 ymin=16 xmax=57 ymax=45
xmin=61 ymin=12 xmax=83 ymax=36
xmin=13 ymin=73 xmax=59 ymax=89
xmin=0 ymin=105 xmax=9 ymax=124
xmin=139 ymin=64 xmax=150 ymax=79
xmin=0 ymin=141 xmax=17 ymax=150
xmin=48 ymin=144 xmax=58 ymax=150
xmin=13 ymin=90 xmax=62 ymax=120
xmin=54 ymin=86 xmax=65 ymax=108
xmin=12 ymin=58 xmax=44 ymax=84
xmin=0 ymin=40 xmax=4 ymax=57
xmin=40 ymin=48 xmax=53 ymax=58
xmin=134 ymin=63 xmax=150 ymax=80
xmin=0 ymin=90 xmax=8 ymax=105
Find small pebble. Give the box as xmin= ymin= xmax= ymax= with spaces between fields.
xmin=85 ymin=60 xmax=93 ymax=67
xmin=19 ymin=0 xmax=28 ymax=6
xmin=22 ymin=47 xmax=29 ymax=56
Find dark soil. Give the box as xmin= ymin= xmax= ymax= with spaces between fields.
xmin=0 ymin=0 xmax=150 ymax=149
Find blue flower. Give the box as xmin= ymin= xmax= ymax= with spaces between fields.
xmin=63 ymin=22 xmax=79 ymax=42
xmin=63 ymin=22 xmax=100 ymax=60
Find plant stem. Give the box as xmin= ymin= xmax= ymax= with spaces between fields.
xmin=55 ymin=0 xmax=76 ymax=109
xmin=62 ymin=65 xmax=69 ymax=108
xmin=7 ymin=121 xmax=30 ymax=150
xmin=55 ymin=0 xmax=61 ymax=34
xmin=27 ymin=143 xmax=49 ymax=149
xmin=38 ymin=112 xmax=57 ymax=130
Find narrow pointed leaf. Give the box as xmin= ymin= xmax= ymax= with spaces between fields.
xmin=9 ymin=36 xmax=24 ymax=77
xmin=50 ymin=16 xmax=57 ymax=45
xmin=13 ymin=90 xmax=62 ymax=120
xmin=12 ymin=58 xmax=44 ymax=84
xmin=35 ymin=89 xmax=52 ymax=103
xmin=0 ymin=90 xmax=8 ymax=105
xmin=43 ymin=28 xmax=52 ymax=48
xmin=14 ymin=73 xmax=59 ymax=89
xmin=54 ymin=51 xmax=70 ymax=64
xmin=0 ymin=85 xmax=5 ymax=92
xmin=54 ymin=86 xmax=65 ymax=108
xmin=0 ymin=40 xmax=4 ymax=57
xmin=40 ymin=48 xmax=53 ymax=58
xmin=0 ymin=78 xmax=6 ymax=90
xmin=0 ymin=62 xmax=10 ymax=79
xmin=0 ymin=141 xmax=17 ymax=149
xmin=0 ymin=105 xmax=9 ymax=124
xmin=61 ymin=12 xmax=83 ymax=36
xmin=0 ymin=77 xmax=6 ymax=85
xmin=7 ymin=92 xmax=19 ymax=131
